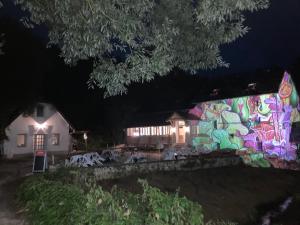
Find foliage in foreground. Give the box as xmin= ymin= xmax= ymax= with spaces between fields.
xmin=18 ymin=172 xmax=237 ymax=225
xmin=15 ymin=0 xmax=269 ymax=96
xmin=18 ymin=174 xmax=203 ymax=225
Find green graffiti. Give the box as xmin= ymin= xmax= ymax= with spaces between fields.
xmin=190 ymin=72 xmax=299 ymax=162
xmin=198 ymin=121 xmax=214 ymax=135
xmin=212 ymin=129 xmax=239 ymax=150
xmin=230 ymin=136 xmax=245 ymax=149
xmin=290 ymin=82 xmax=299 ymax=107
xmin=292 ymin=108 xmax=300 ymax=122
xmin=222 ymin=111 xmax=249 ymax=135
xmin=232 ymin=98 xmax=250 ymax=122
xmin=257 ymin=95 xmax=271 ymax=115
xmin=241 ymin=153 xmax=271 ymax=167
xmin=192 ymin=136 xmax=217 ymax=150
xmin=192 ymin=135 xmax=211 ymax=145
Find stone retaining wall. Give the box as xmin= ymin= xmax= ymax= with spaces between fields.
xmin=91 ymin=156 xmax=243 ymax=180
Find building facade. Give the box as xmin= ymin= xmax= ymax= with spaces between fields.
xmin=3 ymin=103 xmax=73 ymax=158
xmin=126 ymin=72 xmax=300 ymax=160
xmin=126 ymin=112 xmax=193 ymax=147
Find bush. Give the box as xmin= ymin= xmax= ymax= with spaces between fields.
xmin=18 ymin=172 xmax=234 ymax=225
xmin=139 ymin=179 xmax=203 ymax=225
xmin=18 ymin=176 xmax=85 ymax=225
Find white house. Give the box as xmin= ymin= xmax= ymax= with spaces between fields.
xmin=3 ymin=103 xmax=73 ymax=158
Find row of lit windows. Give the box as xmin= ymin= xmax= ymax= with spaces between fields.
xmin=17 ymin=134 xmax=60 ymax=148
xmin=127 ymin=126 xmax=172 ymax=137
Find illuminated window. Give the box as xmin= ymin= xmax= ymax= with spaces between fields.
xmin=157 ymin=127 xmax=161 ymax=135
xmin=51 ymin=134 xmax=60 ymax=145
xmin=147 ymin=127 xmax=151 ymax=136
xmin=34 ymin=134 xmax=45 ymax=150
xmin=134 ymin=128 xmax=140 ymax=136
xmin=127 ymin=126 xmax=171 ymax=136
xmin=140 ymin=127 xmax=150 ymax=136
xmin=127 ymin=128 xmax=132 ymax=136
xmin=178 ymin=121 xmax=185 ymax=126
xmin=191 ymin=125 xmax=199 ymax=135
xmin=127 ymin=128 xmax=140 ymax=136
xmin=151 ymin=127 xmax=157 ymax=135
xmin=140 ymin=127 xmax=144 ymax=136
xmin=17 ymin=134 xmax=26 ymax=147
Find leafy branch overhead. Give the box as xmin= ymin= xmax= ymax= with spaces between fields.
xmin=0 ymin=0 xmax=3 ymax=55
xmin=16 ymin=0 xmax=269 ymax=97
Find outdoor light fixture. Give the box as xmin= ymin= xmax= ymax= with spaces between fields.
xmin=83 ymin=132 xmax=88 ymax=140
xmin=170 ymin=127 xmax=176 ymax=134
xmin=184 ymin=126 xmax=190 ymax=133
xmin=35 ymin=122 xmax=47 ymax=130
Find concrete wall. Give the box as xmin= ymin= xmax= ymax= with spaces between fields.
xmin=4 ymin=103 xmax=71 ymax=158
xmin=70 ymin=156 xmax=243 ymax=181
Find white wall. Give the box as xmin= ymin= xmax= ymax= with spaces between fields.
xmin=3 ymin=103 xmax=71 ymax=158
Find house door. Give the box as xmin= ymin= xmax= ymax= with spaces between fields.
xmin=176 ymin=121 xmax=185 ymax=144
xmin=33 ymin=134 xmax=46 ymax=150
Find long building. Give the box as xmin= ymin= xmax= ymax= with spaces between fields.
xmin=125 ymin=71 xmax=300 ymax=160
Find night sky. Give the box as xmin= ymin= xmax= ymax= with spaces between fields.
xmin=1 ymin=0 xmax=300 ymax=138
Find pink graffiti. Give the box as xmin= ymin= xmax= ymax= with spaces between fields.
xmin=252 ymin=122 xmax=276 ymax=142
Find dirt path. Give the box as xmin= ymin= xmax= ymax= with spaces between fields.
xmin=0 ymin=158 xmax=32 ymax=225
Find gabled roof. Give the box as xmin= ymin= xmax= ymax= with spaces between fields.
xmin=5 ymin=102 xmax=75 ymax=131
xmin=125 ymin=111 xmax=174 ymax=128
xmin=124 ymin=69 xmax=294 ymax=128
xmin=190 ymin=68 xmax=285 ymax=103
xmin=125 ymin=110 xmax=199 ymax=128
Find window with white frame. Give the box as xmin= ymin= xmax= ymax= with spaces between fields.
xmin=151 ymin=127 xmax=157 ymax=135
xmin=191 ymin=125 xmax=199 ymax=135
xmin=51 ymin=134 xmax=60 ymax=145
xmin=127 ymin=128 xmax=133 ymax=136
xmin=127 ymin=128 xmax=140 ymax=137
xmin=33 ymin=134 xmax=45 ymax=150
xmin=17 ymin=134 xmax=26 ymax=147
xmin=127 ymin=126 xmax=171 ymax=136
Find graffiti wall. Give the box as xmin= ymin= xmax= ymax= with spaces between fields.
xmin=189 ymin=72 xmax=300 ymax=160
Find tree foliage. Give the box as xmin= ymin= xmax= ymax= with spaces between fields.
xmin=16 ymin=0 xmax=269 ymax=97
xmin=0 ymin=0 xmax=3 ymax=55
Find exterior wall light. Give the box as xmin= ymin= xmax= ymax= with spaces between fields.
xmin=35 ymin=122 xmax=47 ymax=130
xmin=170 ymin=127 xmax=176 ymax=134
xmin=184 ymin=126 xmax=190 ymax=133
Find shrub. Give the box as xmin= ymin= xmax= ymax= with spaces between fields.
xmin=18 ymin=172 xmax=232 ymax=225
xmin=139 ymin=179 xmax=203 ymax=225
xmin=18 ymin=176 xmax=85 ymax=225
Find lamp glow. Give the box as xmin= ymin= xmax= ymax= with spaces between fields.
xmin=184 ymin=126 xmax=190 ymax=133
xmin=35 ymin=123 xmax=47 ymax=130
xmin=170 ymin=127 xmax=176 ymax=134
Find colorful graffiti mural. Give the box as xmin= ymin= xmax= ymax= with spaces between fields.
xmin=189 ymin=72 xmax=300 ymax=160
